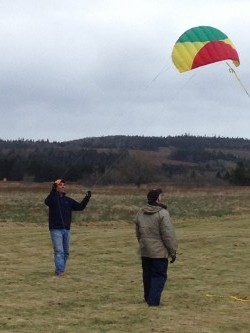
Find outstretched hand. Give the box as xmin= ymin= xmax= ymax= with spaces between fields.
xmin=86 ymin=190 xmax=92 ymax=198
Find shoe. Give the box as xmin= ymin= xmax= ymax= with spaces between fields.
xmin=55 ymin=272 xmax=64 ymax=276
xmin=148 ymin=301 xmax=160 ymax=306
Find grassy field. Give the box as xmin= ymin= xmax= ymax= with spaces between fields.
xmin=0 ymin=182 xmax=249 ymax=333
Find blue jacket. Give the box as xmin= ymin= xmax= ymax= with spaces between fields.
xmin=45 ymin=191 xmax=90 ymax=230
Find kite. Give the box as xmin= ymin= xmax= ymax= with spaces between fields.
xmin=171 ymin=26 xmax=240 ymax=73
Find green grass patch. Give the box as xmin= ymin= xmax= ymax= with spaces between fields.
xmin=0 ymin=184 xmax=249 ymax=332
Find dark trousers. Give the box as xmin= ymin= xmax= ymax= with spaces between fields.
xmin=141 ymin=257 xmax=168 ymax=306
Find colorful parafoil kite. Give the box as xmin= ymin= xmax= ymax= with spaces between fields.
xmin=172 ymin=26 xmax=240 ymax=73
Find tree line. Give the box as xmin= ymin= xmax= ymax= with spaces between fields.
xmin=1 ymin=135 xmax=250 ymax=185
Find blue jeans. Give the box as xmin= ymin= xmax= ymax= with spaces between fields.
xmin=141 ymin=257 xmax=168 ymax=306
xmin=50 ymin=229 xmax=71 ymax=275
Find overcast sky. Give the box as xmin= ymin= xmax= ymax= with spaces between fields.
xmin=0 ymin=0 xmax=250 ymax=142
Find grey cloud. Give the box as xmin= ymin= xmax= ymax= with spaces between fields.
xmin=0 ymin=0 xmax=249 ymax=141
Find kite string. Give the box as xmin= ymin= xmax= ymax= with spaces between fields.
xmin=88 ymin=62 xmax=247 ymax=185
xmin=91 ymin=71 xmax=197 ymax=186
xmin=145 ymin=56 xmax=172 ymax=86
xmin=206 ymin=293 xmax=250 ymax=302
xmin=62 ymin=62 xmax=175 ymax=183
xmin=226 ymin=62 xmax=250 ymax=98
xmin=94 ymin=62 xmax=248 ymax=186
xmin=62 ymin=57 xmax=197 ymax=186
xmin=145 ymin=65 xmax=171 ymax=88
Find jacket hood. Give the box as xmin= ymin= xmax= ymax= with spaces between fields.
xmin=141 ymin=204 xmax=163 ymax=215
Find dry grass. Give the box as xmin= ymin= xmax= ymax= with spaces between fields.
xmin=0 ymin=183 xmax=249 ymax=332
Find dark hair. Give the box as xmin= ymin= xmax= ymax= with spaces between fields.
xmin=147 ymin=188 xmax=162 ymax=202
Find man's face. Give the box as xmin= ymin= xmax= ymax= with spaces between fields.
xmin=56 ymin=182 xmax=65 ymax=193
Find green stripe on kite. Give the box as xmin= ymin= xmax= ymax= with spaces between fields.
xmin=177 ymin=26 xmax=228 ymax=43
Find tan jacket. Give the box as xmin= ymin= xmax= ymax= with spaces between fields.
xmin=134 ymin=204 xmax=177 ymax=258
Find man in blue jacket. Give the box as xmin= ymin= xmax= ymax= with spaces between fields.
xmin=45 ymin=179 xmax=91 ymax=276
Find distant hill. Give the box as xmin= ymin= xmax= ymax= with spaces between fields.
xmin=1 ymin=135 xmax=250 ymax=185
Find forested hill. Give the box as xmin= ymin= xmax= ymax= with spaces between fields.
xmin=1 ymin=135 xmax=250 ymax=185
xmin=1 ymin=134 xmax=250 ymax=151
xmin=65 ymin=135 xmax=250 ymax=150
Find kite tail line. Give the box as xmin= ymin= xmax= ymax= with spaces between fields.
xmin=226 ymin=62 xmax=250 ymax=98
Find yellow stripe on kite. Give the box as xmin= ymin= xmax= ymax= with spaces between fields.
xmin=171 ymin=42 xmax=206 ymax=73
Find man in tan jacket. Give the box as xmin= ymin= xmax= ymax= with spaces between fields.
xmin=134 ymin=188 xmax=177 ymax=306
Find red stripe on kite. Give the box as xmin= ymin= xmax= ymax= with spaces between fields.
xmin=192 ymin=41 xmax=239 ymax=69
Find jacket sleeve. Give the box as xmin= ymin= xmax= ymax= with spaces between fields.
xmin=159 ymin=210 xmax=177 ymax=257
xmin=134 ymin=212 xmax=140 ymax=242
xmin=71 ymin=194 xmax=90 ymax=211
xmin=44 ymin=190 xmax=58 ymax=206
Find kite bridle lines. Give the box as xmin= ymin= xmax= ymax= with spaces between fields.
xmin=226 ymin=62 xmax=250 ymax=98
